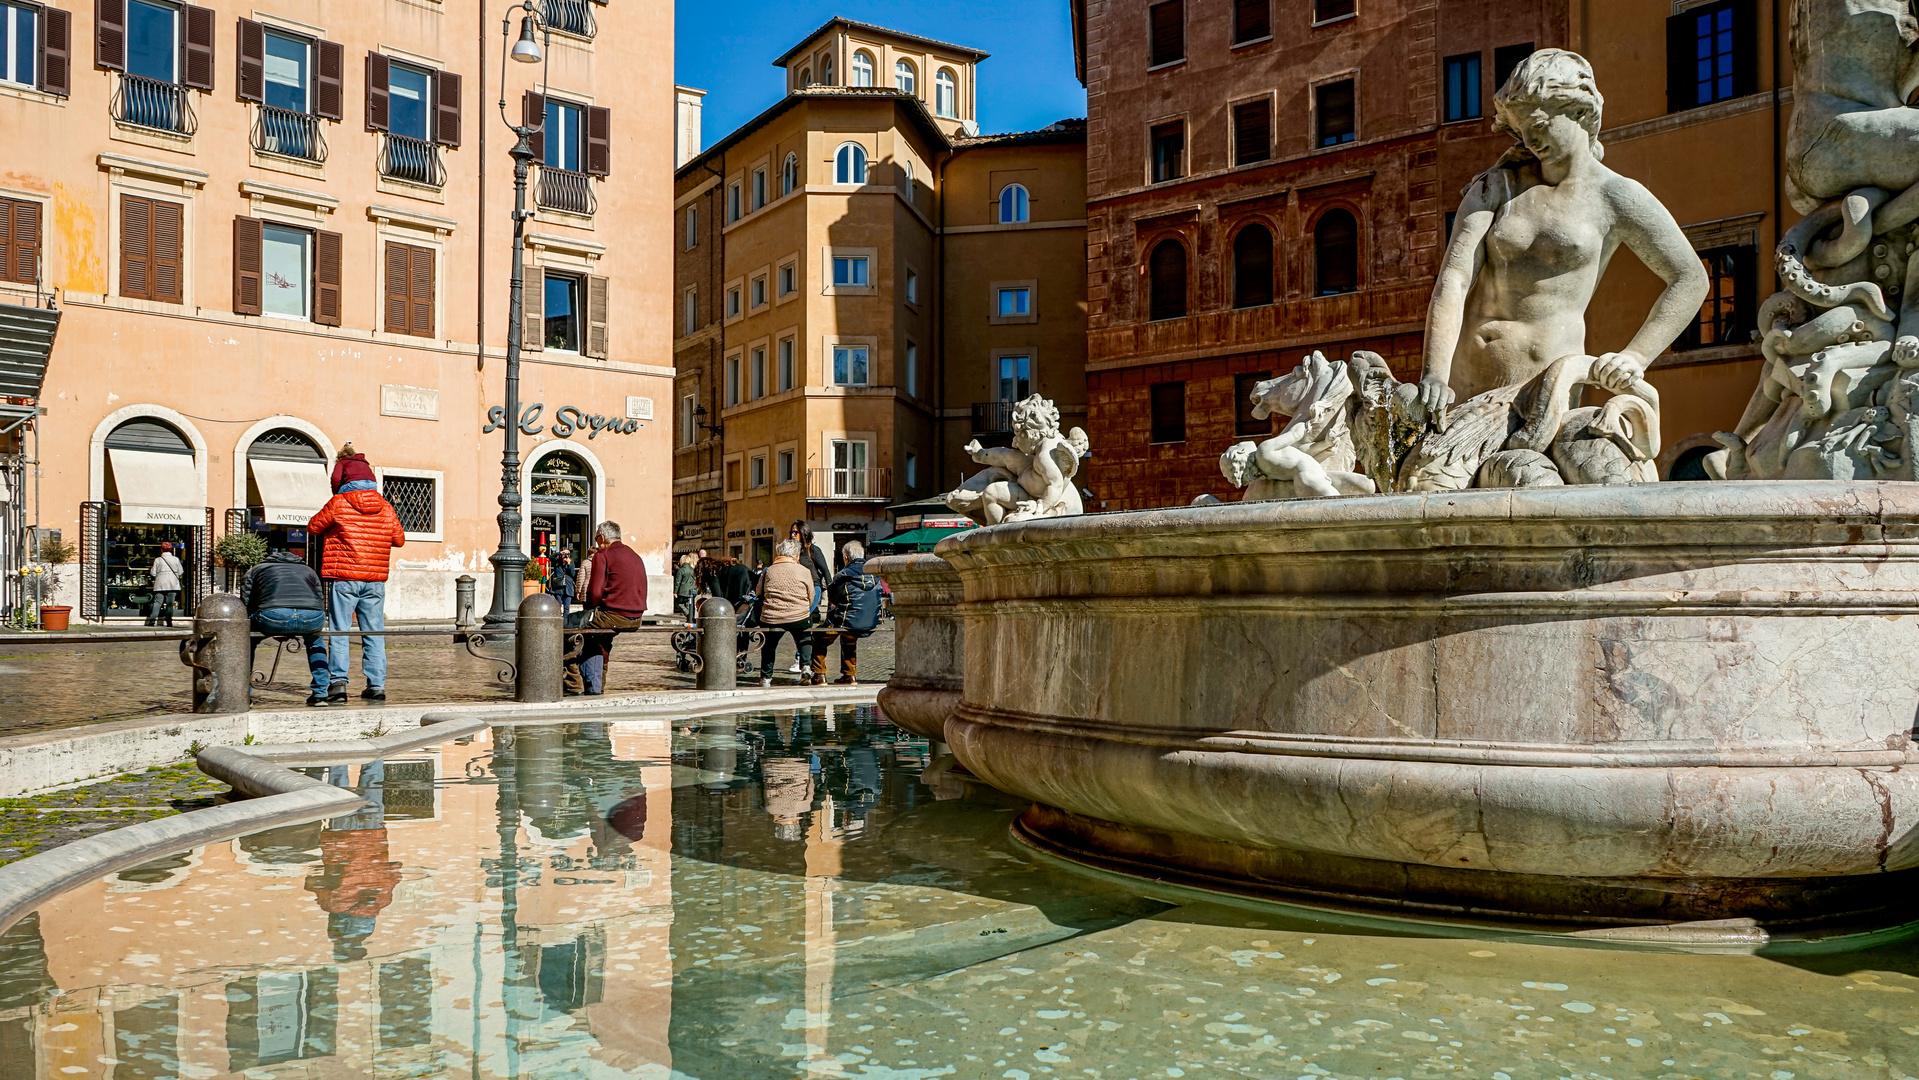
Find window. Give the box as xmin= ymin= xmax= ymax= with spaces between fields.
xmin=1444 ymin=52 xmax=1482 ymax=122
xmin=1493 ymin=42 xmax=1533 ymax=91
xmin=0 ymin=197 xmax=42 ymax=286
xmin=904 ymin=341 xmax=917 ymax=396
xmin=998 ymin=355 xmax=1030 ymax=401
xmin=797 ymin=66 xmax=811 ymax=88
xmin=383 ymin=475 xmax=436 ymax=535
xmin=683 ymin=288 xmax=696 ymax=334
xmin=902 ymin=159 xmax=914 ymax=202
xmin=542 ymin=99 xmax=586 ymax=172
xmin=997 ymin=287 xmax=1031 ymax=317
xmin=725 ymin=354 xmax=740 ymax=405
xmin=1149 ymin=1 xmax=1184 ymax=66
xmin=262 ymin=223 xmax=311 ymax=320
xmin=726 ymin=285 xmax=741 ymax=317
xmin=831 ymin=439 xmax=868 ymax=495
xmin=750 ymin=455 xmax=766 ymax=489
xmin=835 ymin=142 xmax=867 ymax=184
xmin=1314 ymin=209 xmax=1360 ymax=295
xmin=387 ymin=61 xmax=433 ymax=141
xmin=543 ymin=271 xmax=583 ymax=350
xmin=684 ymin=206 xmax=697 ymax=249
xmin=1233 ymin=99 xmax=1271 ymax=165
xmin=832 ymin=256 xmax=869 ymax=286
xmin=999 ymin=184 xmax=1030 ymax=224
xmin=232 ymin=216 xmax=339 ymax=325
xmin=934 ymin=68 xmax=956 ymax=117
xmin=782 ymin=152 xmax=798 ymax=195
xmin=260 ymin=29 xmax=311 ymax=115
xmin=1233 ymin=224 xmax=1274 ymax=308
xmin=1314 ymin=0 xmax=1356 ymax=21
xmin=680 ymin=393 xmax=697 ymax=446
xmin=905 ymin=452 xmax=917 ymax=489
xmin=126 ymin=0 xmax=178 ymax=83
xmin=820 ymin=53 xmax=834 ymax=85
xmin=728 ymin=182 xmax=742 ymax=222
xmin=751 ymin=274 xmax=767 ymax=308
xmin=1151 ymin=121 xmax=1185 ymax=183
xmin=1150 ymin=382 xmax=1186 ymax=443
xmin=1233 ymin=0 xmax=1270 ymax=43
xmin=750 ymin=346 xmax=766 ymax=399
xmin=0 ymin=2 xmax=36 ymax=88
xmin=832 ymin=344 xmax=869 ymax=386
xmin=1677 ymin=245 xmax=1757 ymax=351
xmin=778 ymin=449 xmax=795 ymax=485
xmin=382 ymin=241 xmax=435 ymax=337
xmin=851 ymin=49 xmax=873 ymax=87
xmin=1668 ymin=1 xmax=1754 ymax=111
xmin=1316 ymin=79 xmax=1355 ymax=146
xmin=1147 ymin=239 xmax=1187 ymax=320
xmin=779 ymin=263 xmax=796 ymax=296
xmin=905 ymin=268 xmax=918 ymax=304
xmin=118 ymin=195 xmax=183 ymax=304
xmin=895 ymin=59 xmax=915 ymax=93
xmin=1235 ymin=371 xmax=1274 ymax=436
xmin=725 ymin=459 xmax=741 ymax=492
xmin=779 ymin=337 xmax=795 ymax=390
xmin=752 ymin=167 xmax=767 ymax=209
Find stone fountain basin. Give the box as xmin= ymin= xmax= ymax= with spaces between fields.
xmin=936 ymin=481 xmax=1919 ymax=928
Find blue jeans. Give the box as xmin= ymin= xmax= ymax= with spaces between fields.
xmin=327 ymin=580 xmax=388 ymax=689
xmin=252 ymin=608 xmax=329 ymax=697
xmin=337 ymin=479 xmax=378 ymax=493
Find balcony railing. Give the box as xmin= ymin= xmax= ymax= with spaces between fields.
xmin=537 ymin=166 xmax=597 ymax=216
xmin=252 ymin=105 xmax=326 ymax=162
xmin=379 ymin=133 xmax=446 ymax=188
xmin=542 ymin=0 xmax=597 ymax=38
xmin=971 ymin=400 xmax=1016 ymax=435
xmin=807 ymin=467 xmax=892 ymax=502
xmin=111 ymin=73 xmax=196 ymax=135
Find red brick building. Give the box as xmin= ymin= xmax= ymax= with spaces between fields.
xmin=1072 ymin=0 xmax=1568 ymax=508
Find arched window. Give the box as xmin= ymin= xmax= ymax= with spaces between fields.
xmin=798 ymin=67 xmax=812 ymax=88
xmin=902 ymin=159 xmax=915 ymax=201
xmin=782 ymin=152 xmax=799 ymax=195
xmin=851 ymin=50 xmax=874 ymax=87
xmin=835 ymin=142 xmax=867 ymax=185
xmin=1148 ymin=239 xmax=1188 ymax=321
xmin=895 ymin=59 xmax=916 ymax=94
xmin=1232 ymin=224 xmax=1275 ymax=308
xmin=1314 ymin=209 xmax=1360 ymax=295
xmin=1667 ymin=444 xmax=1716 ymax=481
xmin=998 ymin=184 xmax=1030 ymax=224
xmin=935 ymin=69 xmax=957 ymax=118
xmin=820 ymin=54 xmax=835 ymax=86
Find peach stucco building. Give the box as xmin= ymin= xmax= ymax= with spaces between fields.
xmin=0 ymin=0 xmax=675 ymax=620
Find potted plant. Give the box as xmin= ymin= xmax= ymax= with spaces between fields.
xmin=216 ymin=531 xmax=269 ymax=575
xmin=522 ymin=560 xmax=546 ymax=598
xmin=31 ymin=534 xmax=76 ymax=631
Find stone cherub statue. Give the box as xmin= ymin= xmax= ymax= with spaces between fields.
xmin=1205 ymin=352 xmax=1377 ymax=502
xmin=944 ymin=394 xmax=1090 ymax=525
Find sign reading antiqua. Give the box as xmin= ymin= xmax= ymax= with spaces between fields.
xmin=484 ymin=403 xmax=644 ymax=439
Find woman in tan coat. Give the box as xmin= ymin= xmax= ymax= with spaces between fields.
xmin=755 ymin=539 xmax=817 ymax=686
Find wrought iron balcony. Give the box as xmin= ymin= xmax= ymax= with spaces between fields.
xmin=111 ymin=74 xmax=196 ymax=135
xmin=379 ymin=133 xmax=445 ymax=188
xmin=971 ymin=399 xmax=1016 ymax=435
xmin=537 ymin=166 xmax=596 ymax=216
xmin=807 ymin=467 xmax=892 ymax=502
xmin=542 ymin=0 xmax=596 ymax=38
xmin=252 ymin=105 xmax=326 ymax=162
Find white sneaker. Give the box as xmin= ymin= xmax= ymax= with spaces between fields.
xmin=787 ymin=661 xmax=802 ymax=673
xmin=760 ymin=678 xmax=772 ymax=688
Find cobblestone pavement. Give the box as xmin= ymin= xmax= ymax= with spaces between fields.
xmin=0 ymin=622 xmax=894 ymax=737
xmin=0 ymin=763 xmax=230 ymax=867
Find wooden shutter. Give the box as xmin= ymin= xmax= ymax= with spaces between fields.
xmin=383 ymin=241 xmax=409 ymax=333
xmin=0 ymin=200 xmax=12 ymax=283
xmin=152 ymin=200 xmax=182 ymax=304
xmin=121 ymin=195 xmax=151 ymax=300
xmin=1234 ymin=0 xmax=1269 ymax=42
xmin=236 ymin=18 xmax=263 ymax=102
xmin=315 ymin=39 xmax=343 ymax=120
xmin=522 ymin=90 xmax=545 ymax=163
xmin=1732 ymin=0 xmax=1758 ymax=98
xmin=232 ymin=216 xmax=263 ymax=315
xmin=1234 ymin=100 xmax=1271 ymax=165
xmin=1665 ymin=14 xmax=1692 ymax=113
xmin=365 ymin=51 xmax=389 ymax=131
xmin=181 ymin=4 xmax=214 ymax=92
xmin=410 ymin=245 xmax=434 ymax=336
xmin=585 ymin=105 xmax=610 ymax=176
xmin=40 ymin=7 xmax=71 ymax=95
xmin=434 ymin=69 xmax=461 ymax=147
xmin=1 ymin=199 xmax=41 ymax=286
xmin=95 ymin=0 xmax=125 ymax=71
xmin=585 ymin=275 xmax=608 ymax=358
xmin=314 ymin=228 xmax=342 ymax=326
xmin=1149 ymin=1 xmax=1184 ymax=67
xmin=522 ymin=266 xmax=543 ymax=352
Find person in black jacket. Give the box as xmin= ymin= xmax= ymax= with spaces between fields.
xmin=240 ymin=549 xmax=333 ymax=706
xmin=790 ymin=521 xmax=831 ymax=591
xmin=809 ymin=541 xmax=879 ymax=685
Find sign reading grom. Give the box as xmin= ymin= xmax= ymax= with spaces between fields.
xmin=483 ymin=403 xmax=642 ymax=439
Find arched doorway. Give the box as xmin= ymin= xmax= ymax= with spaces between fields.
xmin=100 ymin=417 xmax=205 ymax=618
xmin=529 ymin=449 xmax=595 ymax=569
xmin=245 ymin=428 xmax=331 ymax=573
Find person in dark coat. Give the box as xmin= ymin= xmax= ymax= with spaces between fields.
xmin=810 ymin=541 xmax=878 ymax=685
xmin=546 ymin=546 xmax=577 ymax=615
xmin=240 ymin=548 xmax=332 ymax=706
xmin=789 ymin=521 xmax=831 ymax=591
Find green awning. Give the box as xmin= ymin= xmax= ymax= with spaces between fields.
xmin=873 ymin=525 xmax=975 ymax=551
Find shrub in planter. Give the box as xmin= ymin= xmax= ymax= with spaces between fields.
xmin=216 ymin=532 xmax=270 ymax=572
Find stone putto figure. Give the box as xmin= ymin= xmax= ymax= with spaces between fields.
xmin=1207 ymin=351 xmax=1377 ymax=502
xmin=944 ymin=394 xmax=1090 ymax=525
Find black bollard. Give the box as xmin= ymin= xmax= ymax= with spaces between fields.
xmin=192 ymin=593 xmax=252 ymax=714
xmin=516 ymin=594 xmax=564 ymax=703
xmin=697 ymin=597 xmax=736 ymax=691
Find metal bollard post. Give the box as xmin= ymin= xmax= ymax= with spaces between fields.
xmin=192 ymin=593 xmax=252 ymax=714
xmin=454 ymin=575 xmax=477 ymax=629
xmin=697 ymin=597 xmax=737 ymax=691
xmin=515 ymin=593 xmax=564 ymax=703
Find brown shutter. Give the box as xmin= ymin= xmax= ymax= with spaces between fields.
xmin=235 ymin=18 xmax=263 ymax=103
xmin=434 ymin=69 xmax=461 ymax=148
xmin=314 ymin=39 xmax=343 ymax=121
xmin=2 ymin=199 xmax=42 ymax=286
xmin=314 ymin=228 xmax=342 ymax=326
xmin=523 ymin=90 xmax=545 ymax=163
xmin=585 ymin=105 xmax=610 ymax=176
xmin=1149 ymin=0 xmax=1184 ymax=66
xmin=152 ymin=200 xmax=182 ymax=304
xmin=40 ymin=7 xmax=71 ymax=95
xmin=410 ymin=244 xmax=434 ymax=336
xmin=232 ymin=216 xmax=263 ymax=315
xmin=522 ymin=266 xmax=543 ymax=352
xmin=0 ymin=200 xmax=12 ymax=283
xmin=1234 ymin=99 xmax=1271 ymax=165
xmin=181 ymin=4 xmax=214 ymax=91
xmin=121 ymin=194 xmax=151 ymax=300
xmin=365 ymin=51 xmax=389 ymax=131
xmin=95 ymin=0 xmax=125 ymax=71
xmin=383 ymin=241 xmax=408 ymax=333
xmin=585 ymin=274 xmax=608 ymax=358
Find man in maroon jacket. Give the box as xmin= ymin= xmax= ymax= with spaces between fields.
xmin=565 ymin=520 xmax=649 ymax=695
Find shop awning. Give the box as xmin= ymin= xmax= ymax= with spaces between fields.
xmin=108 ymin=447 xmax=203 ymax=525
xmin=251 ymin=458 xmax=332 ymax=525
xmin=873 ymin=525 xmax=975 ymax=551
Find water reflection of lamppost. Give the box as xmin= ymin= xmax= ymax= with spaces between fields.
xmin=482 ymin=5 xmax=552 ymax=630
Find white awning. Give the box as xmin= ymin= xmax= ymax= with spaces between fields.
xmin=108 ymin=447 xmax=203 ymax=525
xmin=251 ymin=458 xmax=332 ymax=525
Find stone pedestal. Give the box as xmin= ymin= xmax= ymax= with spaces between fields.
xmin=940 ymin=482 xmax=1919 ymax=929
xmin=867 ymin=554 xmax=965 ymax=741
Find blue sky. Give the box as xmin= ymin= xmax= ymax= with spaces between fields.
xmin=674 ymin=1 xmax=1087 ymax=150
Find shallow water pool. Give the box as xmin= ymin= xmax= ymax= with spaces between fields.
xmin=2 ymin=705 xmax=1916 ymax=1079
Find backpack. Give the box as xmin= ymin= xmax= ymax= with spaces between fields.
xmin=840 ymin=572 xmax=882 ymax=634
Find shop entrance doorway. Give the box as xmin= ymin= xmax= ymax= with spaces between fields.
xmin=99 ymin=418 xmax=207 ymax=619
xmin=245 ymin=429 xmax=330 ymax=574
xmin=529 ymin=450 xmax=594 ymax=570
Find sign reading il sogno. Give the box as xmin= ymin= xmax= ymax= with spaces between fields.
xmin=484 ymin=403 xmax=640 ymax=439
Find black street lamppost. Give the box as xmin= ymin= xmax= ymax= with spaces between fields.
xmin=483 ymin=6 xmax=551 ymax=630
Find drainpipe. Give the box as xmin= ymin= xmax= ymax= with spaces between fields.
xmin=477 ymin=0 xmax=487 ymax=370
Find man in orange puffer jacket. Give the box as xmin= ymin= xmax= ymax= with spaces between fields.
xmin=307 ymin=475 xmax=406 ymax=704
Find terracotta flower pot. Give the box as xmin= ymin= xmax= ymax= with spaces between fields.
xmin=522 ymin=579 xmax=543 ymax=598
xmin=40 ymin=606 xmax=72 ymax=631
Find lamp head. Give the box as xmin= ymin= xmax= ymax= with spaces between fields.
xmin=511 ymin=16 xmax=543 ymax=64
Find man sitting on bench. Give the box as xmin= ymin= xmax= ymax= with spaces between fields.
xmin=566 ymin=520 xmax=649 ymax=696
xmin=239 ymin=547 xmax=332 ymax=707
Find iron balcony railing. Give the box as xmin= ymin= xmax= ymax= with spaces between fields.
xmin=379 ymin=133 xmax=446 ymax=187
xmin=111 ymin=73 xmax=196 ymax=135
xmin=537 ymin=166 xmax=596 ymax=216
xmin=971 ymin=399 xmax=1017 ymax=435
xmin=542 ymin=0 xmax=596 ymax=38
xmin=252 ymin=105 xmax=326 ymax=162
xmin=807 ymin=467 xmax=892 ymax=502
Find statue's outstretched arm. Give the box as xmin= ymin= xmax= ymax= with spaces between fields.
xmin=966 ymin=440 xmax=1029 ymax=472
